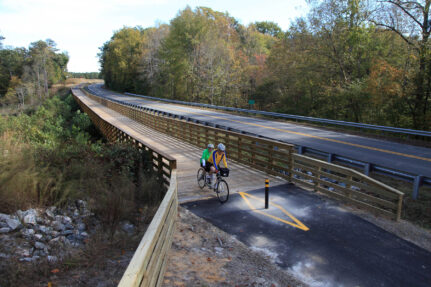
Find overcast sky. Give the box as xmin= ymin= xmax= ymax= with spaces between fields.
xmin=0 ymin=0 xmax=309 ymax=72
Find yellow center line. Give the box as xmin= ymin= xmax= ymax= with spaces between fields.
xmin=239 ymin=191 xmax=309 ymax=231
xmin=133 ymin=98 xmax=431 ymax=163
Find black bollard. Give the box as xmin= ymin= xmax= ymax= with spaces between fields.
xmin=265 ymin=178 xmax=269 ymax=209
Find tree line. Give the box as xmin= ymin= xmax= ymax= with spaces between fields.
xmin=0 ymin=38 xmax=69 ymax=107
xmin=68 ymin=72 xmax=102 ymax=79
xmin=99 ymin=1 xmax=431 ymax=130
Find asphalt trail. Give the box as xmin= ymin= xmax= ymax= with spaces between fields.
xmin=182 ymin=184 xmax=431 ymax=287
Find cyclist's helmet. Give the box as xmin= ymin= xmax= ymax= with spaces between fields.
xmin=217 ymin=143 xmax=225 ymax=151
xmin=207 ymin=143 xmax=214 ymax=148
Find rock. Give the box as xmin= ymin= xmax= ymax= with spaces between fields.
xmin=52 ymin=221 xmax=66 ymax=231
xmin=34 ymin=241 xmax=47 ymax=250
xmin=49 ymin=236 xmax=67 ymax=247
xmin=61 ymin=230 xmax=74 ymax=236
xmin=214 ymin=247 xmax=224 ymax=253
xmin=16 ymin=210 xmax=25 ymax=220
xmin=77 ymin=222 xmax=86 ymax=231
xmin=33 ymin=250 xmax=46 ymax=257
xmin=39 ymin=225 xmax=50 ymax=234
xmin=34 ymin=233 xmax=43 ymax=240
xmin=65 ymin=223 xmax=74 ymax=230
xmin=47 ymin=255 xmax=58 ymax=263
xmin=23 ymin=213 xmax=37 ymax=225
xmin=73 ymin=209 xmax=80 ymax=217
xmin=46 ymin=207 xmax=56 ymax=218
xmin=15 ymin=246 xmax=33 ymax=257
xmin=50 ymin=230 xmax=60 ymax=237
xmin=61 ymin=216 xmax=73 ymax=225
xmin=6 ymin=218 xmax=21 ymax=230
xmin=81 ymin=231 xmax=89 ymax=238
xmin=21 ymin=228 xmax=35 ymax=238
xmin=0 ymin=252 xmax=10 ymax=259
xmin=0 ymin=227 xmax=11 ymax=233
xmin=0 ymin=213 xmax=10 ymax=221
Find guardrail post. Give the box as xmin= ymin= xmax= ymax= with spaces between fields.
xmin=412 ymin=175 xmax=424 ymax=200
xmin=298 ymin=146 xmax=304 ymax=155
xmin=327 ymin=153 xmax=334 ymax=163
xmin=364 ymin=163 xmax=372 ymax=176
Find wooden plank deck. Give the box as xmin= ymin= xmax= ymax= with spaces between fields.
xmin=74 ymin=89 xmax=286 ymax=203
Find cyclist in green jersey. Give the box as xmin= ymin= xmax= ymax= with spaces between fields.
xmin=201 ymin=143 xmax=214 ymax=172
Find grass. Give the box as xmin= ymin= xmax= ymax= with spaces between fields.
xmin=372 ymin=173 xmax=431 ymax=229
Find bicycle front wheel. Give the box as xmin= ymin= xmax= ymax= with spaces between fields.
xmin=216 ymin=179 xmax=229 ymax=203
xmin=197 ymin=168 xmax=206 ymax=189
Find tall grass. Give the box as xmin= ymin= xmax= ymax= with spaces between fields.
xmin=0 ymin=90 xmax=165 ymax=230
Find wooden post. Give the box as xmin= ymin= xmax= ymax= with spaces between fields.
xmin=396 ymin=194 xmax=403 ymax=221
xmin=288 ymin=147 xmax=294 ymax=183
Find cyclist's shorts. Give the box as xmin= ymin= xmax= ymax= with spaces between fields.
xmin=201 ymin=162 xmax=213 ymax=172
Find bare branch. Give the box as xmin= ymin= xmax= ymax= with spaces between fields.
xmin=370 ymin=19 xmax=420 ymax=51
xmin=378 ymin=0 xmax=424 ymax=27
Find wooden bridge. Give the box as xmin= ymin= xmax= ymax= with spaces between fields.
xmin=71 ymin=87 xmax=405 ymax=287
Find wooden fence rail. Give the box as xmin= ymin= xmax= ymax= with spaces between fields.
xmin=81 ymin=89 xmax=404 ymax=221
xmin=72 ymin=88 xmax=177 ymax=287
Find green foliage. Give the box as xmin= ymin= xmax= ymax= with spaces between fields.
xmin=0 ymin=89 xmax=163 ymax=229
xmin=99 ymin=2 xmax=431 ymax=130
xmin=253 ymin=21 xmax=284 ymax=38
xmin=68 ymin=72 xmax=102 ymax=79
xmin=0 ymin=39 xmax=69 ymax=106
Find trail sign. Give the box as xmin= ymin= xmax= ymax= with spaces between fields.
xmin=248 ymin=100 xmax=255 ymax=105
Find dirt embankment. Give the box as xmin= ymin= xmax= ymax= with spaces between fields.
xmin=163 ymin=207 xmax=306 ymax=287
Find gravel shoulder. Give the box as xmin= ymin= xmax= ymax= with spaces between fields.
xmin=162 ymin=207 xmax=307 ymax=287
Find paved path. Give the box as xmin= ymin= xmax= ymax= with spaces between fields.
xmin=183 ymin=185 xmax=431 ymax=287
xmin=88 ymin=84 xmax=431 ymax=179
xmin=77 ymin=89 xmax=431 ymax=287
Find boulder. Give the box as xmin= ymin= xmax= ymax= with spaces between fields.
xmin=23 ymin=213 xmax=37 ymax=225
xmin=34 ymin=241 xmax=47 ymax=250
xmin=21 ymin=228 xmax=35 ymax=238
xmin=0 ymin=213 xmax=10 ymax=221
xmin=6 ymin=218 xmax=21 ymax=231
xmin=0 ymin=227 xmax=11 ymax=233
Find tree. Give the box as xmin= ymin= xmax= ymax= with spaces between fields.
xmin=99 ymin=27 xmax=145 ymax=92
xmin=372 ymin=0 xmax=431 ymax=129
xmin=254 ymin=21 xmax=284 ymax=38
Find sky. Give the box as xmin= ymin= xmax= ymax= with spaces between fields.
xmin=0 ymin=0 xmax=309 ymax=72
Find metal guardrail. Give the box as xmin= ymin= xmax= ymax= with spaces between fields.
xmin=87 ymin=85 xmax=431 ymax=199
xmin=121 ymin=91 xmax=431 ymax=138
xmin=72 ymin=88 xmax=178 ymax=287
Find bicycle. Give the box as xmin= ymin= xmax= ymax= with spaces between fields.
xmin=197 ymin=167 xmax=230 ymax=203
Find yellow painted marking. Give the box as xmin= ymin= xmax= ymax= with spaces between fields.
xmin=129 ymin=97 xmax=431 ymax=163
xmin=239 ymin=192 xmax=309 ymax=231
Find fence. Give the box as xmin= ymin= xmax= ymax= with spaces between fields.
xmin=72 ymin=88 xmax=178 ymax=287
xmin=121 ymin=90 xmax=431 ymax=139
xmin=82 ymin=88 xmax=404 ymax=221
xmin=89 ymin=85 xmax=430 ymax=199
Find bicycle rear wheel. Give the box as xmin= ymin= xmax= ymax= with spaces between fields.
xmin=197 ymin=168 xmax=206 ymax=189
xmin=216 ymin=179 xmax=229 ymax=203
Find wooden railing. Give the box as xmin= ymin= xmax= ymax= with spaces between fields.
xmin=72 ymin=88 xmax=178 ymax=287
xmin=81 ymin=88 xmax=405 ymax=221
xmin=292 ymin=154 xmax=404 ymax=220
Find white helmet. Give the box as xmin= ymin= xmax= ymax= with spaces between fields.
xmin=217 ymin=143 xmax=225 ymax=151
xmin=207 ymin=143 xmax=214 ymax=148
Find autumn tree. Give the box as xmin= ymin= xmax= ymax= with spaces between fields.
xmin=372 ymin=0 xmax=431 ymax=129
